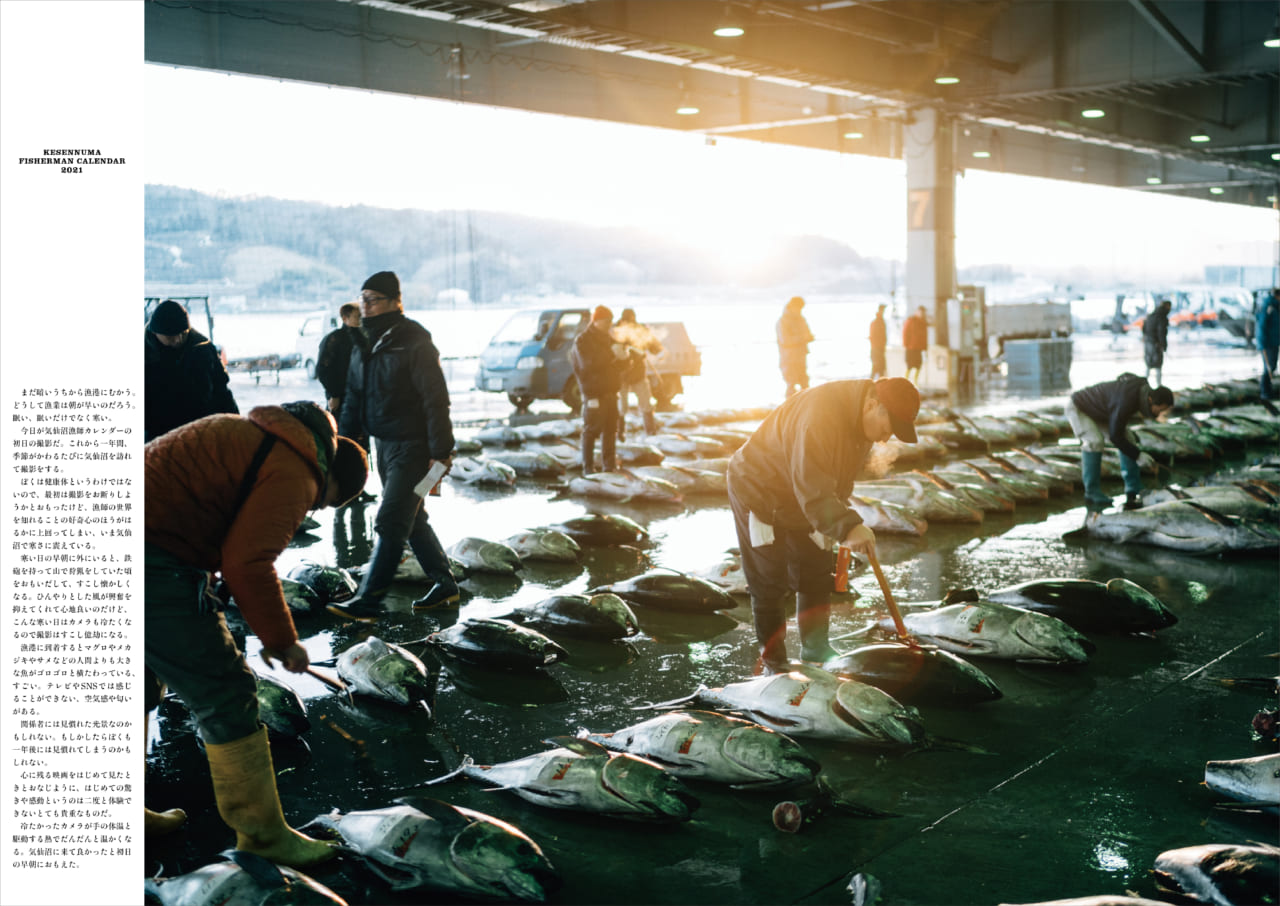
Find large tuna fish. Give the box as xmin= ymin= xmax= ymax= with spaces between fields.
xmin=823 ymin=643 xmax=1002 ymax=705
xmin=590 ymin=569 xmax=738 ymax=612
xmin=1152 ymin=843 xmax=1279 ymax=906
xmin=1203 ymin=753 xmax=1280 ymax=813
xmin=581 ymin=710 xmax=819 ymax=790
xmin=977 ymin=577 xmax=1177 ymax=634
xmin=908 ymin=470 xmax=1016 ymax=513
xmin=1000 ymin=896 xmax=1171 ymax=905
xmin=694 ymin=553 xmax=749 ymax=595
xmin=448 ymin=537 xmax=523 ymax=575
xmin=253 ymin=672 xmax=311 ymax=740
xmin=337 ymin=636 xmax=435 ymax=711
xmin=309 ymin=797 xmax=559 ymax=901
xmin=426 ymin=618 xmax=568 ymax=672
xmin=502 ymin=528 xmax=581 ymax=563
xmin=550 ymin=513 xmax=650 ymax=546
xmin=848 ymin=494 xmax=928 ymax=535
xmin=630 ymin=464 xmax=726 ymax=496
xmin=429 ymin=738 xmax=699 ymax=823
xmin=663 ymin=665 xmax=926 ymax=749
xmin=1144 ymin=483 xmax=1278 ymax=522
xmin=1066 ymin=499 xmax=1280 ymax=554
xmin=487 ymin=450 xmax=568 ymax=477
xmin=144 ymin=850 xmax=347 ymax=906
xmin=500 ymin=593 xmax=639 ymax=640
xmin=450 ymin=456 xmax=518 ymax=487
xmin=613 ymin=441 xmax=666 ymax=466
xmin=564 ymin=471 xmax=683 ymax=504
xmin=878 ymin=601 xmax=1095 ymax=665
xmin=286 ymin=562 xmax=358 ymax=604
xmin=852 ymin=477 xmax=984 ymax=524
xmin=279 ymin=578 xmax=322 ymax=614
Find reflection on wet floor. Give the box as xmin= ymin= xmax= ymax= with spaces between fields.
xmin=147 ymin=342 xmax=1278 ymax=906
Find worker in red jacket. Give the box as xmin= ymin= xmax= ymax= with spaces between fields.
xmin=902 ymin=305 xmax=929 ymax=384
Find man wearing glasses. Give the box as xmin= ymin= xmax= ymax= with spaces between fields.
xmin=329 ymin=271 xmax=460 ymax=620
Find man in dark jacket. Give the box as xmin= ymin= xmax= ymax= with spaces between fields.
xmin=571 ymin=305 xmax=626 ymax=473
xmin=727 ymin=378 xmax=921 ymax=674
xmin=868 ymin=303 xmax=888 ymax=379
xmin=144 ymin=299 xmax=239 ymax=441
xmin=1143 ymin=298 xmax=1172 ymax=388
xmin=315 ymin=302 xmax=365 ymax=417
xmin=777 ymin=296 xmax=814 ymax=398
xmin=331 ymin=271 xmax=459 ymax=619
xmin=1066 ymin=373 xmax=1174 ymax=512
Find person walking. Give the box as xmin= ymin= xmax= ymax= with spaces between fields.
xmin=868 ymin=303 xmax=888 ymax=379
xmin=1256 ymin=288 xmax=1279 ymax=401
xmin=331 ymin=271 xmax=460 ymax=620
xmin=1143 ymin=298 xmax=1172 ymax=388
xmin=1066 ymin=373 xmax=1174 ymax=512
xmin=726 ymin=378 xmax=921 ymax=674
xmin=902 ymin=305 xmax=929 ymax=385
xmin=613 ymin=307 xmax=663 ymax=436
xmin=144 ymin=299 xmax=239 ymax=441
xmin=144 ymin=402 xmax=367 ymax=865
xmin=315 ymin=302 xmax=366 ymax=418
xmin=777 ymin=296 xmax=814 ymax=398
xmin=571 ymin=305 xmax=626 ymax=473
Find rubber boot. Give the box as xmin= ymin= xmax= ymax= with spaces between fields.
xmin=327 ymin=538 xmax=398 ymax=621
xmin=751 ymin=594 xmax=789 ymax=675
xmin=206 ymin=726 xmax=336 ymax=868
xmin=1080 ymin=451 xmax=1110 ymax=511
xmin=642 ymin=409 xmax=658 ymax=435
xmin=796 ymin=592 xmax=838 ymax=666
xmin=144 ymin=712 xmax=186 ymax=836
xmin=1119 ymin=453 xmax=1143 ymax=499
xmin=582 ymin=437 xmax=597 ymax=476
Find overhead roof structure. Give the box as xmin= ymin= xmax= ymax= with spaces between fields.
xmin=146 ymin=0 xmax=1279 ymax=209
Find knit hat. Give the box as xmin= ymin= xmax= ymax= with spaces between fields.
xmin=874 ymin=377 xmax=920 ymax=443
xmin=330 ymin=437 xmax=370 ymax=507
xmin=148 ymin=299 xmax=190 ymax=335
xmin=592 ymin=305 xmax=613 ymax=323
xmin=361 ymin=271 xmax=400 ymax=300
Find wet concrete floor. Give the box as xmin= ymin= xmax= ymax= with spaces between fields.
xmin=145 ymin=330 xmax=1279 ymax=905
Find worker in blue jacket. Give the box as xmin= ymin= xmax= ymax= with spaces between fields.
xmin=1256 ymin=288 xmax=1279 ymax=401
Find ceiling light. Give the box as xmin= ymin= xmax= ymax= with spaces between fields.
xmin=1146 ymin=176 xmax=1162 ymax=185
xmin=972 ymin=150 xmax=991 ymax=159
xmin=1265 ymin=36 xmax=1280 ymax=48
xmin=676 ymin=104 xmax=700 ymax=116
xmin=1209 ymin=187 xmax=1225 ymax=195
xmin=714 ymin=24 xmax=744 ymax=37
xmin=1189 ymin=133 xmax=1211 ymax=143
xmin=934 ymin=75 xmax=959 ymax=85
xmin=1272 ymin=152 xmax=1280 ymax=161
xmin=1081 ymin=108 xmax=1105 ymax=119
xmin=843 ymin=131 xmax=863 ymax=140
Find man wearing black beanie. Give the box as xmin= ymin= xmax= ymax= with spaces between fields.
xmin=145 ymin=299 xmax=239 ymax=441
xmin=330 ymin=272 xmax=460 ymax=619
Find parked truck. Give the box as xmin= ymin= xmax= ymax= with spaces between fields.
xmin=474 ymin=307 xmax=701 ymax=413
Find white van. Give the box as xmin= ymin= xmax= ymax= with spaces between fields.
xmin=295 ymin=311 xmax=337 ymax=378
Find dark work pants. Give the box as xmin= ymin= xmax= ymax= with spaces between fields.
xmin=581 ymin=394 xmax=618 ymax=471
xmin=359 ymin=437 xmax=453 ymax=595
xmin=144 ymin=544 xmax=260 ymax=745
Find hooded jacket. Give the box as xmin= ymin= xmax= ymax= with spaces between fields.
xmin=144 ymin=328 xmax=238 ymax=441
xmin=339 ymin=313 xmax=454 ymax=460
xmin=1069 ymin=373 xmax=1153 ymax=461
xmin=571 ymin=321 xmax=624 ymax=397
xmin=145 ymin=406 xmax=331 ymax=651
xmin=727 ymin=380 xmax=874 ymax=543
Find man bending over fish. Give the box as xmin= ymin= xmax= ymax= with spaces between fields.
xmin=144 ymin=402 xmax=368 ymax=866
xmin=727 ymin=378 xmax=921 ymax=674
xmin=1065 ymin=373 xmax=1174 ymax=513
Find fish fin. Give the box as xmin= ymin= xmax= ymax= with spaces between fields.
xmin=633 ymin=686 xmax=705 ymax=711
xmin=942 ymin=587 xmax=981 ymax=605
xmin=396 ymin=796 xmax=471 ymax=830
xmin=1183 ymin=500 xmax=1239 ymax=526
xmin=545 ymin=735 xmax=608 ymax=756
xmin=423 ymin=755 xmax=474 ymax=786
xmin=360 ymin=857 xmax=421 ymax=891
xmin=224 ymin=850 xmax=287 ymax=887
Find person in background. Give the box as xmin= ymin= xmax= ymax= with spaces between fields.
xmin=902 ymin=305 xmax=929 ymax=385
xmin=868 ymin=303 xmax=888 ymax=379
xmin=1066 ymin=373 xmax=1174 ymax=512
xmin=1255 ymin=288 xmax=1279 ymax=401
xmin=777 ymin=295 xmax=814 ymax=398
xmin=613 ymin=307 xmax=663 ymax=437
xmin=331 ymin=271 xmax=459 ymax=620
xmin=144 ymin=299 xmax=239 ymax=441
xmin=144 ymin=401 xmax=367 ymax=866
xmin=1143 ymin=297 xmax=1172 ymax=388
xmin=571 ymin=305 xmax=626 ymax=473
xmin=315 ymin=302 xmax=366 ymax=418
xmin=727 ymin=378 xmax=921 ymax=674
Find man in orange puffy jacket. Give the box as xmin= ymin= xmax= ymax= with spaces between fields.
xmin=144 ymin=403 xmax=367 ymax=867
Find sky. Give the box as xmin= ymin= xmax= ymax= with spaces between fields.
xmin=144 ymin=64 xmax=1278 ymax=284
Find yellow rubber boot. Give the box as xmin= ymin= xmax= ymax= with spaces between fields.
xmin=144 ymin=712 xmax=186 ymax=835
xmin=205 ymin=726 xmax=336 ymax=868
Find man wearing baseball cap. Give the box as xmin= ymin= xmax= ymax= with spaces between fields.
xmin=726 ymin=378 xmax=920 ymax=674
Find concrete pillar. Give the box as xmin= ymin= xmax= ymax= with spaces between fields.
xmin=904 ymin=107 xmax=958 ymax=393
